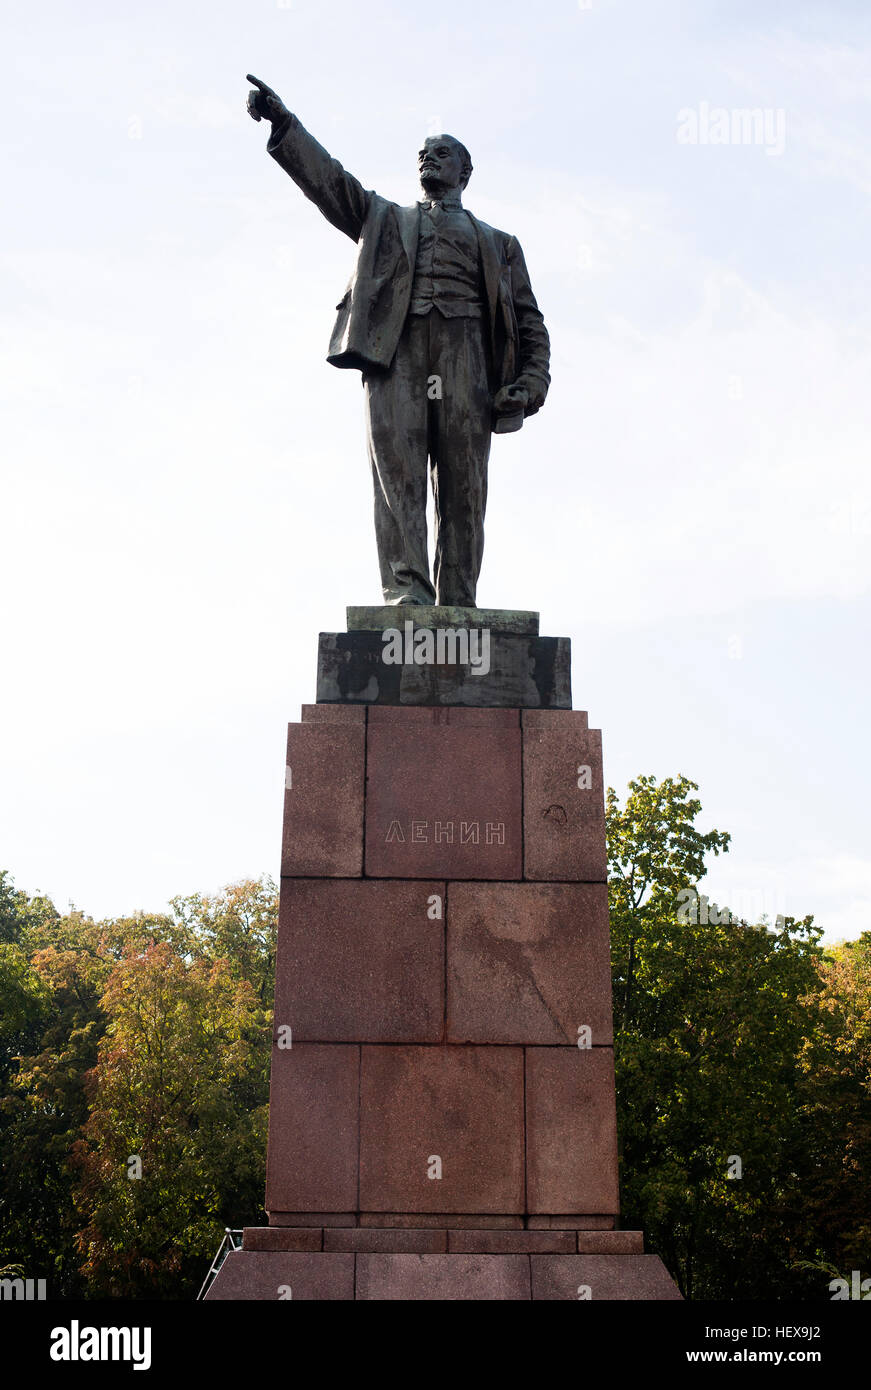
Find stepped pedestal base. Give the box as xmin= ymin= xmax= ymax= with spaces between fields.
xmin=206 ymin=1229 xmax=681 ymax=1300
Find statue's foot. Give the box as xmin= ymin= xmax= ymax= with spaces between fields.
xmin=384 ymin=593 xmax=435 ymax=607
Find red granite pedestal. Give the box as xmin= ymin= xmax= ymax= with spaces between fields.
xmin=207 ymin=670 xmax=681 ymax=1300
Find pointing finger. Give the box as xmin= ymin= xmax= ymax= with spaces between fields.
xmin=246 ymin=74 xmax=276 ymax=96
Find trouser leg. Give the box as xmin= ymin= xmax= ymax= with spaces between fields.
xmin=364 ymin=316 xmax=435 ymax=605
xmin=428 ymin=315 xmax=492 ymax=607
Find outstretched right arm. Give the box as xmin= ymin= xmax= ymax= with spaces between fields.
xmin=246 ymin=75 xmax=372 ymax=242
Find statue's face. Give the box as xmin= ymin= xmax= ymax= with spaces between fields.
xmin=418 ymin=136 xmax=465 ymax=192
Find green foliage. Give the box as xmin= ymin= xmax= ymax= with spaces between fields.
xmin=0 ymin=871 xmax=20 ymax=944
xmin=791 ymin=933 xmax=871 ymax=1279
xmin=0 ymin=943 xmax=52 ymax=1089
xmin=0 ymin=868 xmax=58 ymax=946
xmin=171 ymin=877 xmax=278 ymax=1006
xmin=607 ymin=775 xmax=867 ymax=1300
xmin=72 ymin=943 xmax=268 ymax=1297
xmin=0 ymin=881 xmax=103 ymax=1294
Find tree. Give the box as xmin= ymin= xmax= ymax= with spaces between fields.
xmin=1 ymin=876 xmax=277 ymax=1298
xmin=607 ymin=775 xmax=827 ymax=1298
xmin=72 ymin=941 xmax=268 ymax=1297
xmin=790 ymin=933 xmax=871 ymax=1281
xmin=170 ymin=877 xmax=278 ymax=1007
xmin=0 ymin=870 xmax=20 ymax=944
xmin=0 ymin=868 xmax=58 ymax=946
xmin=0 ymin=901 xmax=111 ymax=1296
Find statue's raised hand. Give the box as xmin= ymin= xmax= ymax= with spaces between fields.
xmin=246 ymin=74 xmax=290 ymax=126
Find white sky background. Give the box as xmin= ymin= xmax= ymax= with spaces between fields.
xmin=1 ymin=0 xmax=869 ymax=940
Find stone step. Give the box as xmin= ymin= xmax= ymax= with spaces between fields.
xmin=206 ymin=1250 xmax=681 ymax=1300
xmin=242 ymin=1226 xmax=644 ymax=1254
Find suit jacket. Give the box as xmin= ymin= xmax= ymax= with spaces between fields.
xmin=267 ymin=114 xmax=550 ymax=412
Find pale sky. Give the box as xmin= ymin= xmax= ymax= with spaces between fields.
xmin=2 ymin=0 xmax=869 ymax=940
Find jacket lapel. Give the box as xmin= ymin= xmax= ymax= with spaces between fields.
xmin=468 ymin=213 xmax=503 ymax=341
xmin=398 ymin=204 xmax=420 ymax=273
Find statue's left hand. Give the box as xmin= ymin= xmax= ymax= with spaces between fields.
xmin=512 ymin=375 xmax=547 ymax=413
xmin=493 ymin=382 xmax=530 ymax=416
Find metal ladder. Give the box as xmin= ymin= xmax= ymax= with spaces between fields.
xmin=197 ymin=1229 xmax=243 ymax=1301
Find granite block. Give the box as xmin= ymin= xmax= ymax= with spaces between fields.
xmin=265 ymin=1044 xmax=359 ymax=1213
xmin=358 ymin=1213 xmax=524 ymax=1229
xmin=268 ymin=1212 xmax=356 ymax=1227
xmin=282 ymin=722 xmax=365 ymax=876
xmin=359 ymin=1046 xmax=524 ymax=1213
xmin=242 ymin=1227 xmax=322 ymax=1252
xmin=576 ymin=1231 xmax=644 ymax=1253
xmin=446 ymin=882 xmax=613 ymax=1044
xmin=365 ymin=712 xmax=522 ymax=879
xmin=204 ymin=1251 xmax=354 ymax=1300
xmin=527 ymin=1215 xmax=615 ymax=1230
xmin=356 ymin=1253 xmax=531 ymax=1300
xmin=522 ymin=719 xmax=606 ymax=881
xmin=276 ymin=879 xmax=444 ymax=1042
xmin=324 ymin=1228 xmax=447 ymax=1253
xmin=525 ymin=1047 xmax=620 ymax=1214
xmin=447 ymin=1230 xmax=575 ymax=1254
xmin=530 ymin=1254 xmax=682 ymax=1300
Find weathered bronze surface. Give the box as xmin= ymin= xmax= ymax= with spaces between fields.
xmin=247 ymin=75 xmax=550 ymax=607
xmin=346 ymin=606 xmax=540 ymax=635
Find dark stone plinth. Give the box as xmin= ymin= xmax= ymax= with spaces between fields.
xmin=316 ymin=630 xmax=571 ymax=707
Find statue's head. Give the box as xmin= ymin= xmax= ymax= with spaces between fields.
xmin=418 ymin=135 xmax=473 ymax=195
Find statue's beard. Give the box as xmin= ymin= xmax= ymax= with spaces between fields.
xmin=420 ymin=170 xmax=448 ymax=194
